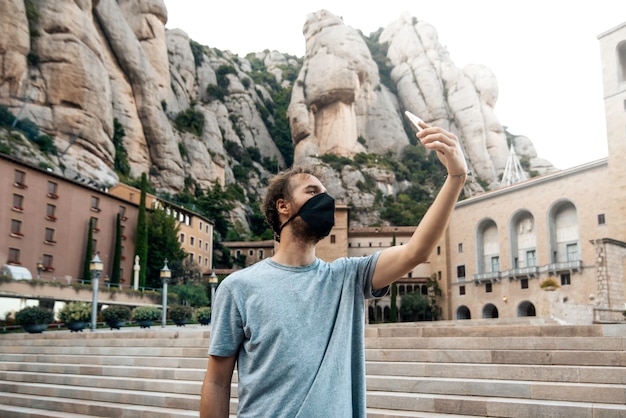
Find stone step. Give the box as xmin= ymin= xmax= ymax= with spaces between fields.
xmin=0 ymin=370 xmax=202 ymax=396
xmin=366 ymin=408 xmax=481 ymax=417
xmin=365 ymin=348 xmax=625 ymax=367
xmin=0 ymin=391 xmax=197 ymax=417
xmin=0 ymin=380 xmax=200 ymax=412
xmin=0 ymin=361 xmax=205 ymax=381
xmin=0 ymin=345 xmax=209 ymax=357
xmin=366 ymin=361 xmax=626 ymax=385
xmin=365 ymin=390 xmax=626 ymax=417
xmin=0 ymin=353 xmax=207 ymax=369
xmin=365 ymin=323 xmax=626 ymax=338
xmin=366 ymin=375 xmax=626 ymax=405
xmin=365 ymin=336 xmax=626 ymax=351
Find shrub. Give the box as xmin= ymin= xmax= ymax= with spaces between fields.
xmin=540 ymin=277 xmax=560 ymax=289
xmin=15 ymin=306 xmax=54 ymax=325
xmin=132 ymin=305 xmax=162 ymax=321
xmin=195 ymin=307 xmax=211 ymax=324
xmin=58 ymin=301 xmax=91 ymax=323
xmin=169 ymin=304 xmax=193 ymax=321
xmin=101 ymin=305 xmax=131 ymax=322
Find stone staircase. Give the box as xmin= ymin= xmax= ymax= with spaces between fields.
xmin=0 ymin=320 xmax=624 ymax=417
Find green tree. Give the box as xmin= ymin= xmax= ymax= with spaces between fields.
xmin=145 ymin=207 xmax=186 ymax=290
xmin=170 ymin=282 xmax=209 ymax=307
xmin=110 ymin=213 xmax=122 ymax=284
xmin=135 ymin=173 xmax=149 ymax=288
xmin=400 ymin=291 xmax=429 ymax=322
xmin=81 ymin=218 xmax=94 ymax=282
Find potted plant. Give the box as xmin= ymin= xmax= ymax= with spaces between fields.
xmin=540 ymin=277 xmax=560 ymax=291
xmin=15 ymin=306 xmax=54 ymax=333
xmin=132 ymin=305 xmax=162 ymax=329
xmin=58 ymin=301 xmax=91 ymax=332
xmin=101 ymin=305 xmax=131 ymax=330
xmin=169 ymin=305 xmax=193 ymax=327
xmin=195 ymin=306 xmax=211 ymax=326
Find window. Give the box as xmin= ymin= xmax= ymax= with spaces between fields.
xmin=526 ymin=250 xmax=536 ymax=267
xmin=235 ymin=250 xmax=241 ymax=257
xmin=190 ymin=236 xmax=195 ymax=246
xmin=12 ymin=194 xmax=24 ymax=210
xmin=42 ymin=254 xmax=53 ymax=271
xmin=119 ymin=206 xmax=127 ymax=220
xmin=205 ymin=242 xmax=209 ymax=251
xmin=438 ymin=271 xmax=442 ymax=280
xmin=486 ymin=283 xmax=492 ymax=293
xmin=91 ymin=217 xmax=99 ymax=231
xmin=91 ymin=196 xmax=100 ymax=211
xmin=198 ymin=255 xmax=202 ymax=264
xmin=206 ymin=225 xmax=209 ymax=234
xmin=259 ymin=250 xmax=264 ymax=259
xmin=249 ymin=250 xmax=254 ymax=256
xmin=199 ymin=221 xmax=203 ymax=231
xmin=45 ymin=227 xmax=56 ymax=243
xmin=521 ymin=278 xmax=529 ymax=289
xmin=47 ymin=181 xmax=58 ymax=198
xmin=560 ymin=273 xmax=571 ymax=286
xmin=46 ymin=204 xmax=56 ymax=220
xmin=330 ymin=235 xmax=336 ymax=244
xmin=8 ymin=248 xmax=20 ymax=264
xmin=188 ymin=253 xmax=194 ymax=262
xmin=11 ymin=219 xmax=23 ymax=236
xmin=598 ymin=214 xmax=606 ymax=225
xmin=491 ymin=256 xmax=500 ymax=273
xmin=566 ymin=243 xmax=579 ymax=261
xmin=459 ymin=285 xmax=466 ymax=295
xmin=457 ymin=265 xmax=466 ymax=280
xmin=458 ymin=243 xmax=463 ymax=253
xmin=14 ymin=170 xmax=26 ymax=188
xmin=437 ymin=246 xmax=441 ymax=255
xmin=199 ymin=239 xmax=203 ymax=249
xmin=180 ymin=233 xmax=185 ymax=244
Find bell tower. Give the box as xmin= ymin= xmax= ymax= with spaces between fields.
xmin=598 ymin=23 xmax=626 ymax=239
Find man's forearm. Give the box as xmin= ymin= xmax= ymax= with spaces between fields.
xmin=200 ymin=380 xmax=231 ymax=418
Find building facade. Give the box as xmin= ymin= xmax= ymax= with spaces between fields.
xmin=1 ymin=153 xmax=139 ymax=284
xmin=108 ymin=183 xmax=214 ymax=274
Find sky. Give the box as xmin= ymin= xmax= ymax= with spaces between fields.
xmin=164 ymin=1 xmax=626 ymax=170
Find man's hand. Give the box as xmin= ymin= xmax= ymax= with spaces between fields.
xmin=416 ymin=125 xmax=468 ymax=177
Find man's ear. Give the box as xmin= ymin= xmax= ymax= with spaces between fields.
xmin=276 ymin=198 xmax=290 ymax=215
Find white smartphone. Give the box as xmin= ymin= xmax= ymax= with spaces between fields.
xmin=404 ymin=111 xmax=424 ymax=132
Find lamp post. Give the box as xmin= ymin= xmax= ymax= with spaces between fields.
xmin=36 ymin=259 xmax=44 ymax=279
xmin=89 ymin=253 xmax=103 ymax=331
xmin=160 ymin=259 xmax=171 ymax=328
xmin=209 ymin=272 xmax=218 ymax=307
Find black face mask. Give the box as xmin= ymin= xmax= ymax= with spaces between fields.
xmin=276 ymin=193 xmax=335 ymax=242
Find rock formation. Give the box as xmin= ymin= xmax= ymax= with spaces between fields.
xmin=0 ymin=2 xmax=555 ymax=230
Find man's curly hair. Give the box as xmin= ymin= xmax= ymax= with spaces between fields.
xmin=262 ymin=166 xmax=321 ymax=240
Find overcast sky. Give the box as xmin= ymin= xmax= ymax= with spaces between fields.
xmin=164 ymin=1 xmax=626 ymax=170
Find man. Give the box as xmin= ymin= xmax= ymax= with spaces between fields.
xmin=200 ymin=122 xmax=468 ymax=417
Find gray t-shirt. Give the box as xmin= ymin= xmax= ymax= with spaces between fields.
xmin=208 ymin=252 xmax=385 ymax=417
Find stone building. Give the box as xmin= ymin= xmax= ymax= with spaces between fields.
xmin=432 ymin=21 xmax=626 ymax=324
xmin=0 ymin=153 xmax=139 ymax=285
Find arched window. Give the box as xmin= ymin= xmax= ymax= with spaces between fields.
xmin=476 ymin=219 xmax=499 ymax=274
xmin=517 ymin=301 xmax=536 ymax=317
xmin=618 ymin=41 xmax=626 ymax=83
xmin=510 ymin=210 xmax=537 ymax=269
xmin=548 ymin=201 xmax=580 ymax=264
xmin=482 ymin=304 xmax=499 ymax=318
xmin=456 ymin=305 xmax=471 ymax=320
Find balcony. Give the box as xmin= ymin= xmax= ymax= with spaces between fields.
xmin=547 ymin=260 xmax=582 ymax=274
xmin=473 ymin=271 xmax=502 ymax=284
xmin=506 ymin=266 xmax=539 ymax=280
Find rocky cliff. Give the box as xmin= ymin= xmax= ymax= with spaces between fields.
xmin=0 ymin=1 xmax=554 ymax=230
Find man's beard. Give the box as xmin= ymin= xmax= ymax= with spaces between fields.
xmin=289 ymin=216 xmax=326 ymax=244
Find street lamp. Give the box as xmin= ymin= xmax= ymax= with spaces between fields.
xmin=89 ymin=253 xmax=103 ymax=331
xmin=36 ymin=259 xmax=44 ymax=279
xmin=209 ymin=272 xmax=218 ymax=307
xmin=160 ymin=259 xmax=171 ymax=328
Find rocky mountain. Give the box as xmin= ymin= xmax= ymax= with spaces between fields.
xmin=0 ymin=1 xmax=555 ymax=231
